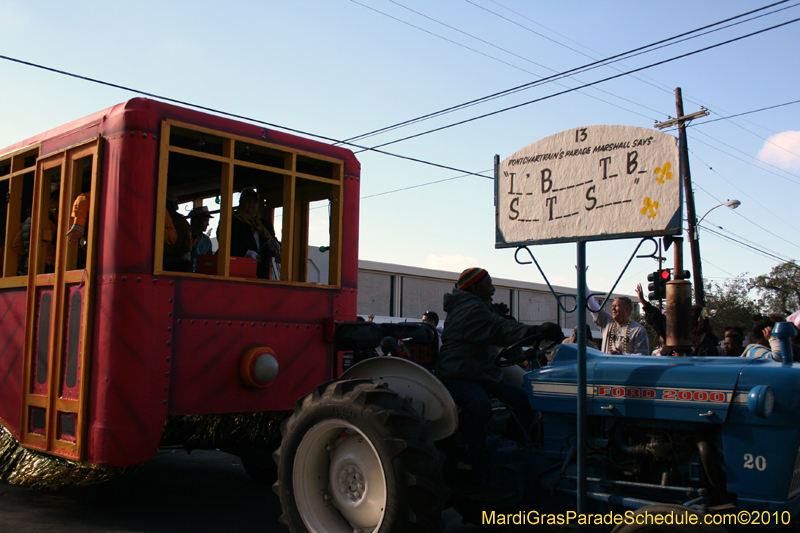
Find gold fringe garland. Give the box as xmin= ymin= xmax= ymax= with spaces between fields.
xmin=0 ymin=411 xmax=288 ymax=490
xmin=160 ymin=411 xmax=289 ymax=450
xmin=0 ymin=424 xmax=136 ymax=490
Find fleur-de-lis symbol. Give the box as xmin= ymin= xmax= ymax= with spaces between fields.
xmin=641 ymin=197 xmax=659 ymax=219
xmin=654 ymin=161 xmax=673 ymax=184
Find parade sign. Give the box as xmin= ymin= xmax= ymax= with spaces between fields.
xmin=495 ymin=125 xmax=681 ymax=247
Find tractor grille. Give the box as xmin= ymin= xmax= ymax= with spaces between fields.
xmin=789 ymin=447 xmax=800 ymax=497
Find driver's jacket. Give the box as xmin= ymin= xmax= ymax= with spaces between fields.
xmin=436 ymin=288 xmax=537 ymax=387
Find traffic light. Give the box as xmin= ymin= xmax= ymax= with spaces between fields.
xmin=674 ymin=269 xmax=691 ymax=280
xmin=647 ymin=269 xmax=671 ymax=301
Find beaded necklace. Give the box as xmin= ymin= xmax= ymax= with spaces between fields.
xmin=607 ymin=320 xmax=630 ymax=354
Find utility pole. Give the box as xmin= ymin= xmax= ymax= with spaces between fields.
xmin=655 ymin=88 xmax=708 ymax=307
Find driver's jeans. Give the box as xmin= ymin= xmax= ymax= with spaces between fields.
xmin=446 ymin=378 xmax=533 ymax=482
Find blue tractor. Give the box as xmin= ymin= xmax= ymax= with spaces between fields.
xmin=273 ymin=320 xmax=799 ymax=532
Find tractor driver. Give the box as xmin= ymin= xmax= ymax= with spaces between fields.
xmin=435 ymin=267 xmax=564 ymax=488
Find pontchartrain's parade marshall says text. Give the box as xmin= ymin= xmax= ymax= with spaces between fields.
xmin=496 ymin=125 xmax=681 ymax=247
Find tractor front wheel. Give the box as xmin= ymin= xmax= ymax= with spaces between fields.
xmin=273 ymin=378 xmax=446 ymax=533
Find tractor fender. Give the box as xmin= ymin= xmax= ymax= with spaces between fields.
xmin=341 ymin=357 xmax=458 ymax=441
xmin=502 ymin=363 xmax=526 ymax=388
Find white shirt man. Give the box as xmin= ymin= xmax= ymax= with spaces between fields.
xmin=586 ymin=288 xmax=649 ymax=355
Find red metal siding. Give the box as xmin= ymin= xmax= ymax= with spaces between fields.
xmin=0 ymin=289 xmax=25 ymax=435
xmin=85 ymin=275 xmax=174 ymax=466
xmin=2 ymin=98 xmax=361 ymax=467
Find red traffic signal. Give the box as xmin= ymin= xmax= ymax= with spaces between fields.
xmin=647 ymin=269 xmax=671 ymax=301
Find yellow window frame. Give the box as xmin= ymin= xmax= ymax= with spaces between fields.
xmin=0 ymin=146 xmax=40 ymax=287
xmin=155 ymin=120 xmax=345 ymax=286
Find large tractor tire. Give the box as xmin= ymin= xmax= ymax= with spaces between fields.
xmin=273 ymin=378 xmax=447 ymax=533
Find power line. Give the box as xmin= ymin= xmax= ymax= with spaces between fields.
xmin=469 ymin=0 xmax=800 ymax=186
xmin=348 ymin=0 xmax=547 ymax=76
xmin=361 ymin=169 xmax=493 ymax=200
xmin=696 ymin=129 xmax=800 ymax=182
xmin=486 ymin=0 xmax=800 ymax=121
xmin=386 ymin=0 xmax=553 ymax=71
xmin=356 ymin=15 xmax=800 ymax=153
xmin=481 ymin=0 xmax=679 ymax=100
xmin=467 ymin=0 xmax=598 ymax=59
xmin=343 ymin=0 xmax=795 ymax=145
xmin=378 ymin=0 xmax=663 ymax=120
xmin=700 ymin=225 xmax=794 ymax=263
xmin=723 ymin=121 xmax=800 ymax=161
xmin=648 ymin=1 xmax=800 ymax=115
xmin=693 ymin=181 xmax=799 ymax=253
xmin=704 ymin=221 xmax=795 ymax=262
xmin=689 ymin=132 xmax=800 ymax=185
xmin=0 ymin=54 xmax=491 ymax=181
xmin=344 ymin=0 xmax=669 ymax=143
xmin=702 ymin=257 xmax=737 ymax=278
xmin=689 ymin=99 xmax=800 ymax=160
xmin=690 ymin=153 xmax=796 ymax=245
xmin=691 ymin=98 xmax=800 ymax=126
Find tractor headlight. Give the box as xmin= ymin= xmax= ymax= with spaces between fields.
xmin=747 ymin=385 xmax=775 ymax=418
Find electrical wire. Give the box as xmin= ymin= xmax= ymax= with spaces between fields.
xmin=701 ymin=257 xmax=737 ymax=279
xmin=0 ymin=54 xmax=491 ymax=180
xmin=692 ymin=179 xmax=799 ymax=253
xmin=487 ymin=0 xmax=800 ymax=129
xmin=700 ymin=132 xmax=800 ymax=182
xmin=703 ymin=220 xmax=795 ymax=262
xmin=482 ymin=0 xmax=669 ymax=91
xmin=469 ymin=0 xmax=600 ymax=59
xmin=724 ymin=121 xmax=800 ymax=161
xmin=356 ymin=15 xmax=800 ymax=153
xmin=361 ymin=169 xmax=492 ymax=200
xmin=475 ymin=0 xmax=800 ymax=181
xmin=348 ymin=0 xmax=547 ymax=76
xmin=690 ymin=100 xmax=800 ymax=161
xmin=0 ymin=10 xmax=795 ymax=251
xmin=343 ymin=0 xmax=795 ymax=144
xmin=688 ymin=132 xmax=800 ymax=185
xmin=380 ymin=0 xmax=663 ymax=120
xmin=477 ymin=0 xmax=800 ymax=170
xmin=691 ymin=98 xmax=800 ymax=126
xmin=700 ymin=224 xmax=794 ymax=263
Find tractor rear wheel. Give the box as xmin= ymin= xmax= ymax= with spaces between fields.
xmin=273 ymin=378 xmax=447 ymax=533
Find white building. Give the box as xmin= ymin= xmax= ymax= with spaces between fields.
xmin=354 ymin=260 xmax=637 ymax=333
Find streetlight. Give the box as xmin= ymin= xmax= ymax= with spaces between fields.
xmin=688 ymin=199 xmax=741 ymax=307
xmin=697 ymin=199 xmax=741 ymax=226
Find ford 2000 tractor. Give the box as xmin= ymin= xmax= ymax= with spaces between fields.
xmin=273 ymin=319 xmax=800 ymax=532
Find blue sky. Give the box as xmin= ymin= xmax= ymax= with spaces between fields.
xmin=1 ymin=0 xmax=798 ymax=297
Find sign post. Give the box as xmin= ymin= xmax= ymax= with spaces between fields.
xmin=495 ymin=125 xmax=680 ymax=517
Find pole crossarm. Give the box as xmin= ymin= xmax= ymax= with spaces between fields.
xmin=654 ymin=107 xmax=709 ymax=129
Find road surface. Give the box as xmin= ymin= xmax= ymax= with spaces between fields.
xmin=0 ymin=449 xmax=554 ymax=532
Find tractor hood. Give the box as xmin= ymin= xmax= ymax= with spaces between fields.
xmin=524 ymin=344 xmax=757 ymax=424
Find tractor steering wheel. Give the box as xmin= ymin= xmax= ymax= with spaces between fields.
xmin=495 ymin=332 xmax=557 ymax=367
